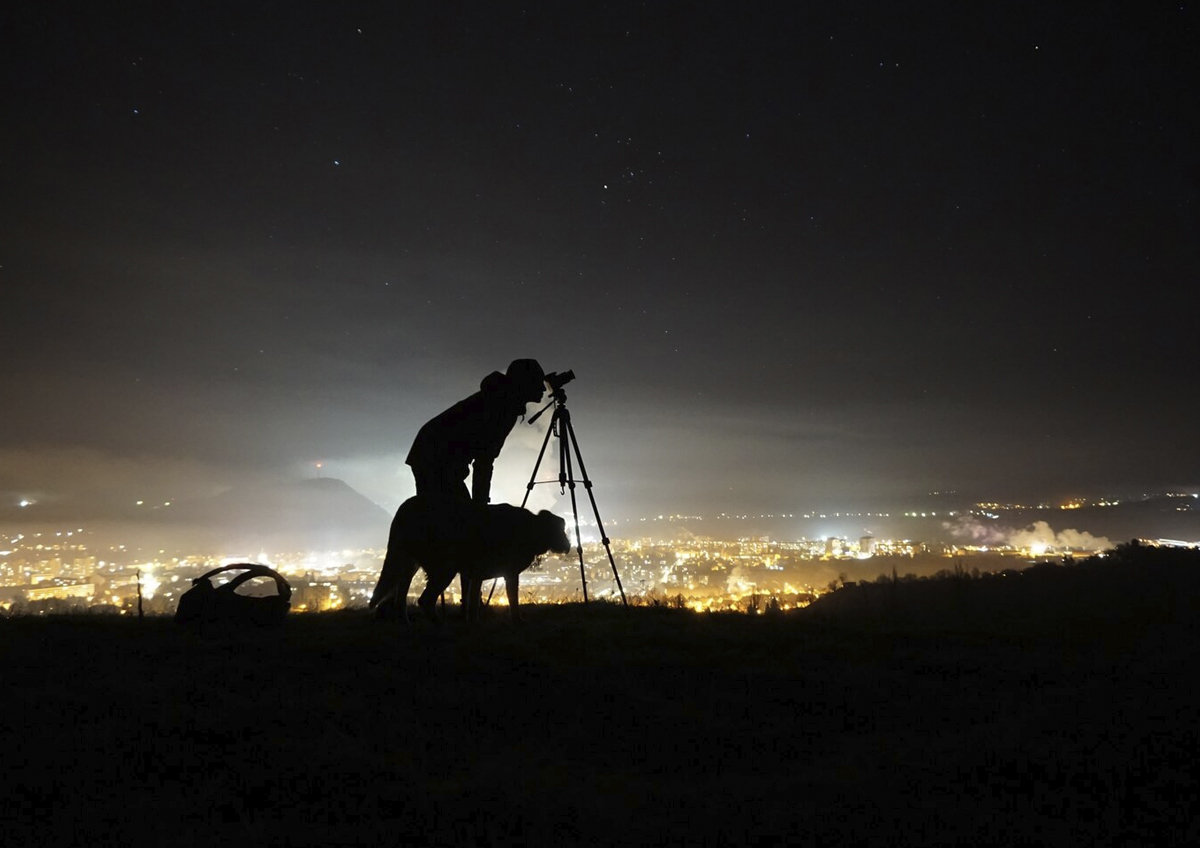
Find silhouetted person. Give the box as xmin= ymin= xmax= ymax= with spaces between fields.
xmin=387 ymin=359 xmax=545 ymax=618
xmin=406 ymin=358 xmax=546 ymax=507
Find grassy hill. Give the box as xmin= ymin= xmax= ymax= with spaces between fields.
xmin=808 ymin=542 xmax=1200 ymax=638
xmin=3 ymin=554 xmax=1197 ymax=845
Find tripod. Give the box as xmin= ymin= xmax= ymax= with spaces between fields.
xmin=520 ymin=386 xmax=627 ymax=605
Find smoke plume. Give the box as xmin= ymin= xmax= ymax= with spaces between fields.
xmin=944 ymin=517 xmax=1111 ymax=552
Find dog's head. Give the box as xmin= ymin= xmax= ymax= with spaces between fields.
xmin=535 ymin=510 xmax=573 ymax=556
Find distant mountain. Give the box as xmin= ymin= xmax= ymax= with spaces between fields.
xmin=155 ymin=477 xmax=391 ymax=553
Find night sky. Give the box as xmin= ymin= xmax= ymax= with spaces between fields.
xmin=2 ymin=2 xmax=1196 ymax=523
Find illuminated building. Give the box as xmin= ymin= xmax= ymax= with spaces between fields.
xmin=25 ymin=583 xmax=95 ymax=602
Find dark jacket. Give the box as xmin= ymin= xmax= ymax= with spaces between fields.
xmin=406 ymin=372 xmax=526 ymax=500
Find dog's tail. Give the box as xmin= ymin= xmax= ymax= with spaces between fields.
xmin=368 ymin=557 xmax=394 ymax=608
xmin=369 ymin=550 xmax=416 ymax=609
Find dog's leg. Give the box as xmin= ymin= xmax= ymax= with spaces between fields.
xmin=419 ymin=568 xmax=456 ymax=624
xmin=464 ymin=573 xmax=483 ymax=622
xmin=458 ymin=572 xmax=472 ymax=618
xmin=456 ymin=569 xmax=487 ymax=622
xmin=395 ymin=555 xmax=418 ymax=625
xmin=504 ymin=573 xmax=523 ymax=623
xmin=416 ymin=581 xmax=440 ymax=623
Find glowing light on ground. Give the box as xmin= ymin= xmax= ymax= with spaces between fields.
xmin=140 ymin=572 xmax=161 ymax=599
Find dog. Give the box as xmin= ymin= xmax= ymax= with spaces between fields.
xmin=369 ymin=496 xmax=572 ymax=623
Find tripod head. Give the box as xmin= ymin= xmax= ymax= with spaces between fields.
xmin=528 ymin=369 xmax=574 ymax=424
xmin=544 ymin=369 xmax=574 ymax=399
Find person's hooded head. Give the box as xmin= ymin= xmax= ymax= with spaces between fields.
xmin=505 ymin=358 xmax=546 ymax=404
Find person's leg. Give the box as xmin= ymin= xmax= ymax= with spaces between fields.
xmin=414 ymin=465 xmax=493 ymax=615
xmin=413 ymin=465 xmax=470 ymax=502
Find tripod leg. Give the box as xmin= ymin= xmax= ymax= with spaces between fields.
xmin=521 ymin=409 xmax=558 ymax=509
xmin=562 ymin=415 xmax=628 ymax=606
xmin=561 ymin=440 xmax=589 ymax=603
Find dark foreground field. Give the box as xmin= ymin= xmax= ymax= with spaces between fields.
xmin=3 ymin=601 xmax=1197 ymax=846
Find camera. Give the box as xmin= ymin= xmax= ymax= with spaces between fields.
xmin=544 ymin=370 xmax=575 ymax=393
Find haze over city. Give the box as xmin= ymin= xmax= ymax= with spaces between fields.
xmin=3 ymin=3 xmax=1195 ymax=532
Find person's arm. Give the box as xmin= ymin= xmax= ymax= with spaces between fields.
xmin=471 ymin=459 xmax=494 ymax=504
xmin=470 ymin=389 xmax=523 ymax=504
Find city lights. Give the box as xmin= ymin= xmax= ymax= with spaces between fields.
xmin=3 ymin=493 xmax=1196 ymax=614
